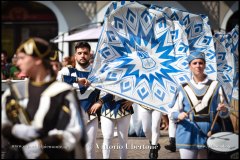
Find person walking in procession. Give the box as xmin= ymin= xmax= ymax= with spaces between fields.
xmin=169 ymin=51 xmax=231 ymax=159
xmin=1 ymin=37 xmax=87 ymax=159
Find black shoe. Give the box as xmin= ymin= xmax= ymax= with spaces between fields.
xmin=164 ymin=137 xmax=176 ymax=152
xmin=149 ymin=143 xmax=161 ymax=159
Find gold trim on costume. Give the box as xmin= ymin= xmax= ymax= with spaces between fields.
xmin=176 ymin=143 xmax=206 ymax=147
xmin=49 ymin=51 xmax=58 ymax=61
xmin=140 ymin=105 xmax=153 ymax=111
xmin=62 ymin=105 xmax=70 ymax=114
xmin=30 ymin=77 xmax=55 ymax=86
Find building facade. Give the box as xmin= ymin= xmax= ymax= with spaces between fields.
xmin=1 ymin=1 xmax=238 ymax=59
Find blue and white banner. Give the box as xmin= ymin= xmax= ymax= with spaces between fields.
xmin=88 ymin=1 xmax=217 ymax=114
xmin=159 ymin=6 xmax=217 ymax=80
xmin=214 ymin=25 xmax=239 ymax=101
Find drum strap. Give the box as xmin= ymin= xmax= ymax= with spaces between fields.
xmin=183 ymin=80 xmax=218 ymax=113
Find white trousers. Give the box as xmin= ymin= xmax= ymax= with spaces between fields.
xmin=179 ymin=149 xmax=208 ymax=159
xmin=168 ymin=114 xmax=176 ymax=138
xmin=140 ymin=107 xmax=162 ymax=145
xmin=101 ymin=115 xmax=131 ymax=159
xmin=85 ymin=118 xmax=98 ymax=159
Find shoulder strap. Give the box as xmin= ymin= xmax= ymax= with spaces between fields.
xmin=182 ymin=80 xmax=219 ymax=113
xmin=183 ymin=84 xmax=199 ymax=107
xmin=200 ymin=80 xmax=219 ymax=110
xmin=32 ymin=81 xmax=73 ymax=129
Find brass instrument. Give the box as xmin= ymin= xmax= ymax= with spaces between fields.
xmin=5 ymin=80 xmax=49 ymax=159
xmin=6 ymin=80 xmax=30 ymax=125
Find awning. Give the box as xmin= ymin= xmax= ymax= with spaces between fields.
xmin=52 ymin=26 xmax=103 ymax=43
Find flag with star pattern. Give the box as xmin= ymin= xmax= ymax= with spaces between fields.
xmin=88 ymin=1 xmax=217 ymax=113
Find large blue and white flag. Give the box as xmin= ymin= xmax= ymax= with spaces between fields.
xmin=158 ymin=5 xmax=217 ymax=80
xmin=230 ymin=25 xmax=239 ymax=101
xmin=88 ymin=1 xmax=217 ymax=114
xmin=214 ymin=25 xmax=239 ymax=101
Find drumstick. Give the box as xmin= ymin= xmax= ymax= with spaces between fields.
xmin=177 ymin=101 xmax=201 ymax=122
xmin=187 ymin=101 xmax=201 ymax=115
xmin=207 ymin=92 xmax=224 ymax=137
xmin=207 ymin=110 xmax=220 ymax=137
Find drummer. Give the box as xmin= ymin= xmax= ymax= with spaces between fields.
xmin=169 ymin=51 xmax=231 ymax=159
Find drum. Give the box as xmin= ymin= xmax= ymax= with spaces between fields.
xmin=207 ymin=132 xmax=239 ymax=159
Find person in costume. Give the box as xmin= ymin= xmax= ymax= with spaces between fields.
xmin=165 ymin=95 xmax=178 ymax=153
xmin=169 ymin=51 xmax=231 ymax=159
xmin=139 ymin=105 xmax=162 ymax=159
xmin=57 ymin=41 xmax=100 ymax=159
xmin=164 ymin=115 xmax=177 ymax=152
xmin=88 ymin=92 xmax=133 ymax=159
xmin=1 ymin=37 xmax=87 ymax=159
